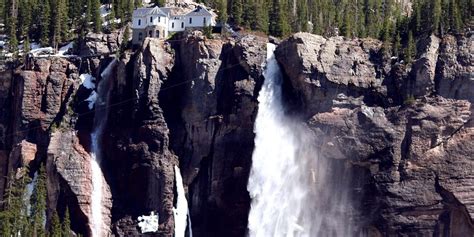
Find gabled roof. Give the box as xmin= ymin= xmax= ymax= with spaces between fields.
xmin=185 ymin=6 xmax=214 ymax=17
xmin=133 ymin=7 xmax=166 ymax=17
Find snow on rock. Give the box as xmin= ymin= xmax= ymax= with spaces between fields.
xmin=137 ymin=212 xmax=159 ymax=233
xmin=80 ymin=74 xmax=96 ymax=90
xmin=173 ymin=166 xmax=189 ymax=237
xmin=58 ymin=42 xmax=74 ymax=56
xmin=100 ymin=5 xmax=111 ymax=18
xmin=86 ymin=91 xmax=98 ymax=110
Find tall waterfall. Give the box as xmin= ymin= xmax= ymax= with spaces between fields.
xmin=90 ymin=59 xmax=117 ymax=237
xmin=247 ymin=44 xmax=354 ymax=237
xmin=173 ymin=166 xmax=189 ymax=237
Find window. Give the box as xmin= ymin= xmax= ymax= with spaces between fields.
xmin=172 ymin=22 xmax=174 ymax=28
xmin=158 ymin=17 xmax=161 ymax=22
xmin=203 ymin=17 xmax=207 ymax=25
xmin=150 ymin=17 xmax=153 ymax=23
xmin=181 ymin=22 xmax=184 ymax=28
xmin=138 ymin=32 xmax=143 ymax=41
xmin=149 ymin=31 xmax=152 ymax=37
xmin=138 ymin=19 xmax=141 ymax=26
xmin=189 ymin=18 xmax=192 ymax=24
xmin=156 ymin=30 xmax=160 ymax=38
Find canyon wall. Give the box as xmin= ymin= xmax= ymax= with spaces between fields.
xmin=0 ymin=31 xmax=472 ymax=236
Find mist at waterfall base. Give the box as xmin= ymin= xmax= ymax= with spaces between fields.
xmin=90 ymin=59 xmax=117 ymax=237
xmin=247 ymin=44 xmax=356 ymax=237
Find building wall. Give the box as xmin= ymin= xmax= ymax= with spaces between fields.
xmin=168 ymin=17 xmax=186 ymax=32
xmin=185 ymin=15 xmax=213 ymax=28
xmin=132 ymin=28 xmax=147 ymax=45
xmin=132 ymin=26 xmax=168 ymax=46
xmin=132 ymin=17 xmax=147 ymax=29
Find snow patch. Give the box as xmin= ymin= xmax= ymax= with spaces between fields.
xmin=86 ymin=91 xmax=98 ymax=110
xmin=100 ymin=5 xmax=111 ymax=18
xmin=137 ymin=212 xmax=159 ymax=233
xmin=58 ymin=42 xmax=74 ymax=56
xmin=80 ymin=74 xmax=96 ymax=89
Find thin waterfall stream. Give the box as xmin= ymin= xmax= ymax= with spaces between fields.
xmin=90 ymin=59 xmax=117 ymax=237
xmin=247 ymin=44 xmax=355 ymax=237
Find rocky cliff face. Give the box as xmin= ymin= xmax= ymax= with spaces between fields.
xmin=276 ymin=32 xmax=473 ymax=236
xmin=0 ymin=31 xmax=472 ymax=237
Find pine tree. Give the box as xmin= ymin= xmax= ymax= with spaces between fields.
xmin=0 ymin=170 xmax=31 ymax=236
xmin=341 ymin=4 xmax=352 ymax=38
xmin=433 ymin=0 xmax=442 ymax=34
xmin=85 ymin=0 xmax=92 ymax=30
xmin=231 ymin=0 xmax=243 ymax=25
xmin=50 ymin=210 xmax=62 ymax=237
xmin=405 ymin=30 xmax=416 ymax=63
xmin=24 ymin=36 xmax=30 ymax=54
xmin=109 ymin=0 xmax=117 ymax=30
xmin=393 ymin=32 xmax=401 ymax=58
xmin=39 ymin=0 xmax=51 ymax=46
xmin=18 ymin=0 xmax=32 ymax=39
xmin=31 ymin=165 xmax=47 ymax=237
xmin=62 ymin=207 xmax=71 ymax=237
xmin=92 ymin=0 xmax=102 ymax=33
xmin=215 ymin=0 xmax=227 ymax=23
xmin=449 ymin=0 xmax=462 ymax=33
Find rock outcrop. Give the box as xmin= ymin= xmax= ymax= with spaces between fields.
xmin=162 ymin=32 xmax=267 ymax=236
xmin=276 ymin=32 xmax=474 ymax=236
xmin=0 ymin=30 xmax=472 ymax=237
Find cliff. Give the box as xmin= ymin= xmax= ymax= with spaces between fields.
xmin=0 ymin=31 xmax=472 ymax=236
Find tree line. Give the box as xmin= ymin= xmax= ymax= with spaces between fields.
xmin=0 ymin=165 xmax=73 ymax=237
xmin=1 ymin=0 xmax=472 ymax=58
xmin=201 ymin=0 xmax=471 ymax=61
xmin=1 ymin=0 xmax=143 ymax=55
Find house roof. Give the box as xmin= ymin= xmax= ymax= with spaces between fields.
xmin=185 ymin=6 xmax=214 ymax=17
xmin=133 ymin=7 xmax=166 ymax=17
xmin=160 ymin=7 xmax=190 ymax=16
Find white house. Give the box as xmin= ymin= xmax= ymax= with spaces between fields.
xmin=132 ymin=5 xmax=216 ymax=45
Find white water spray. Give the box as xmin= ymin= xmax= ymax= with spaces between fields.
xmin=247 ymin=44 xmax=355 ymax=237
xmin=173 ymin=165 xmax=189 ymax=237
xmin=90 ymin=59 xmax=117 ymax=237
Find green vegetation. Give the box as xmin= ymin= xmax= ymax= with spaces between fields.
xmin=0 ymin=164 xmax=72 ymax=236
xmin=1 ymin=0 xmax=471 ymax=59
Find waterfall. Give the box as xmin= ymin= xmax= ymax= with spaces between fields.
xmin=90 ymin=59 xmax=117 ymax=237
xmin=247 ymin=44 xmax=355 ymax=237
xmin=173 ymin=165 xmax=189 ymax=237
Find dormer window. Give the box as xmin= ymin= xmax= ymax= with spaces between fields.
xmin=138 ymin=19 xmax=141 ymax=26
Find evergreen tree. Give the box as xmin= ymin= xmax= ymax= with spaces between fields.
xmin=18 ymin=0 xmax=32 ymax=39
xmin=231 ymin=0 xmax=243 ymax=25
xmin=405 ymin=30 xmax=416 ymax=63
xmin=109 ymin=0 xmax=117 ymax=30
xmin=433 ymin=0 xmax=442 ymax=34
xmin=393 ymin=32 xmax=401 ymax=58
xmin=0 ymin=170 xmax=31 ymax=236
xmin=85 ymin=0 xmax=92 ymax=30
xmin=91 ymin=0 xmax=102 ymax=33
xmin=62 ymin=207 xmax=71 ymax=237
xmin=50 ymin=210 xmax=62 ymax=237
xmin=341 ymin=4 xmax=352 ymax=38
xmin=154 ymin=0 xmax=165 ymax=7
xmin=449 ymin=0 xmax=462 ymax=33
xmin=31 ymin=165 xmax=47 ymax=237
xmin=39 ymin=0 xmax=51 ymax=46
